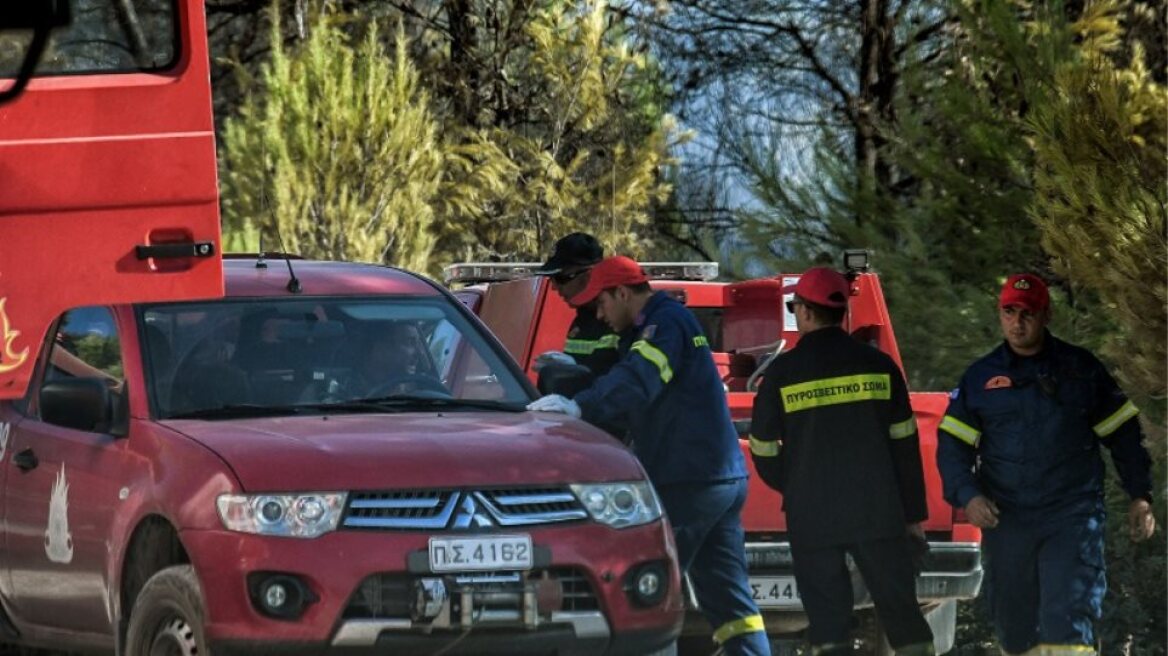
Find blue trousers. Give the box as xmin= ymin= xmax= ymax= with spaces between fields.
xmin=982 ymin=506 xmax=1106 ymax=654
xmin=657 ymin=478 xmax=770 ymax=656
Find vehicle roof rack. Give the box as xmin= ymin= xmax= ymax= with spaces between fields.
xmin=443 ymin=261 xmax=719 ymax=285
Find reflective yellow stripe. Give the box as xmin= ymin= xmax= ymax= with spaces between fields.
xmin=712 ymin=614 xmax=764 ymax=644
xmin=890 ymin=416 xmax=917 ymax=440
xmin=563 ymin=334 xmax=620 ymax=355
xmin=692 ymin=335 xmax=709 ymax=348
xmin=1093 ymin=400 xmax=1138 ymax=437
xmin=1036 ymin=645 xmax=1096 ymax=656
xmin=631 ymin=340 xmax=673 ymax=383
xmin=939 ymin=415 xmax=980 ymax=447
xmin=779 ymin=374 xmax=891 ymax=413
xmin=749 ymin=435 xmax=779 ymax=457
xmin=894 ymin=642 xmax=936 ymax=656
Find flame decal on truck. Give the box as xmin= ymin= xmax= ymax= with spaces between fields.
xmin=0 ymin=298 xmax=30 ymax=374
xmin=45 ymin=465 xmax=74 ymax=564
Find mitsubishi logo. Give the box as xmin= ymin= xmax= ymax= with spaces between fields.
xmin=450 ymin=493 xmax=495 ymax=529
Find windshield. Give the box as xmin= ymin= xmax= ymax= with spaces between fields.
xmin=139 ymin=297 xmax=532 ymax=419
xmin=0 ymin=0 xmax=177 ymax=77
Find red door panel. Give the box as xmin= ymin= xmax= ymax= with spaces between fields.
xmin=0 ymin=0 xmax=223 ymax=399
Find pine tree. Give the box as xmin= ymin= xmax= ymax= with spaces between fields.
xmin=219 ymin=11 xmax=446 ymax=272
xmin=1027 ymin=0 xmax=1167 ymax=406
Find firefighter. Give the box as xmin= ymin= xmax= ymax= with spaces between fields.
xmin=533 ymin=233 xmax=626 ymax=378
xmin=937 ymin=273 xmax=1155 ymax=656
xmin=528 ymin=256 xmax=771 ymax=656
xmin=749 ymin=266 xmax=934 ymax=655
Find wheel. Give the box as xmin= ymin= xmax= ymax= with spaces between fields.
xmin=124 ymin=565 xmax=208 ymax=656
xmin=365 ymin=373 xmax=449 ymax=398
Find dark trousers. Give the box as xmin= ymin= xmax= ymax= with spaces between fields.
xmin=657 ymin=478 xmax=771 ymax=656
xmin=982 ymin=507 xmax=1106 ymax=654
xmin=790 ymin=536 xmax=932 ymax=649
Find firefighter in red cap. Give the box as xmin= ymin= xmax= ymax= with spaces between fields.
xmin=748 ymin=266 xmax=934 ymax=655
xmin=528 ymin=255 xmax=771 ymax=656
xmin=937 ymin=273 xmax=1155 ymax=656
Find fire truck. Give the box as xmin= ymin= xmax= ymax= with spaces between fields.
xmin=1 ymin=0 xmax=224 ymax=403
xmin=445 ymin=254 xmax=986 ymax=654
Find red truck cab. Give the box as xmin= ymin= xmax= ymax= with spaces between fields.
xmin=1 ymin=0 xmax=224 ymax=401
xmin=447 ymin=256 xmax=984 ymax=653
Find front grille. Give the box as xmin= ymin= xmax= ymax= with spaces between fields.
xmin=345 ymin=490 xmax=456 ymax=529
xmin=342 ymin=487 xmax=587 ymax=530
xmin=343 ymin=568 xmax=599 ymax=619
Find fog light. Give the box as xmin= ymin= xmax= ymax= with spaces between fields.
xmin=637 ymin=570 xmax=660 ymax=597
xmin=248 ymin=573 xmax=316 ymax=620
xmin=625 ymin=561 xmax=668 ymax=607
xmin=263 ymin=582 xmax=288 ymax=609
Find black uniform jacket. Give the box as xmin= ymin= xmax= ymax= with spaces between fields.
xmin=749 ymin=326 xmax=927 ymax=547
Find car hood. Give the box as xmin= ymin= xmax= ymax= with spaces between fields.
xmin=162 ymin=412 xmax=643 ymax=491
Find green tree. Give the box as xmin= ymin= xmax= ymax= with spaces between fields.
xmin=424 ymin=1 xmax=682 ymax=262
xmin=219 ymin=12 xmax=446 ymax=272
xmin=1027 ymin=0 xmax=1167 ymax=407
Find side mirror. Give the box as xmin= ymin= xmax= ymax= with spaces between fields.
xmin=40 ymin=378 xmax=117 ymax=434
xmin=537 ymin=363 xmax=595 ymax=398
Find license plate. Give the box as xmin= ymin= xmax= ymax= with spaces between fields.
xmin=428 ymin=535 xmax=533 ymax=572
xmin=750 ymin=576 xmax=802 ymax=608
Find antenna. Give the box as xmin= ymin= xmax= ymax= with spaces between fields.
xmin=260 ymin=144 xmax=301 ymax=293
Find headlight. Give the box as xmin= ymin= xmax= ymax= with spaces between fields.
xmin=570 ymin=482 xmax=662 ymax=529
xmin=216 ymin=493 xmax=347 ymax=538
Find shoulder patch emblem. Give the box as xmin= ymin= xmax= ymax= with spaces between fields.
xmin=641 ymin=324 xmax=657 ymax=340
xmin=985 ymin=375 xmax=1013 ymax=390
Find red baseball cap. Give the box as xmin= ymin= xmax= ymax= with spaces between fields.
xmin=999 ymin=273 xmax=1049 ymax=313
xmin=782 ymin=267 xmax=850 ymax=308
xmin=570 ymin=256 xmax=649 ymax=306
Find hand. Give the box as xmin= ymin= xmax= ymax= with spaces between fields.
xmin=906 ymin=522 xmax=926 ymax=541
xmin=964 ymin=495 xmax=1000 ymax=529
xmin=1129 ymin=498 xmax=1155 ymax=542
xmin=526 ymin=394 xmax=581 ymax=418
xmin=533 ymin=351 xmax=576 ymax=372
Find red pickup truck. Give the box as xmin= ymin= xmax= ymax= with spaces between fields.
xmin=0 ymin=257 xmax=684 ymax=655
xmin=447 ymin=256 xmax=984 ymax=654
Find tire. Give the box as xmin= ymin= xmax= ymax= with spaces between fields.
xmin=124 ymin=565 xmax=208 ymax=656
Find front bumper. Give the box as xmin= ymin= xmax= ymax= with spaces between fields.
xmin=183 ymin=521 xmax=682 ymax=655
xmin=682 ymin=540 xmax=983 ymax=636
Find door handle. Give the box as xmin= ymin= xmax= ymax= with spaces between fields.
xmin=12 ymin=448 xmax=38 ymax=472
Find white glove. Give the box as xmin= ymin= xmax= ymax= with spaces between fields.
xmin=533 ymin=351 xmax=577 ymax=372
xmin=526 ymin=394 xmax=582 ymax=418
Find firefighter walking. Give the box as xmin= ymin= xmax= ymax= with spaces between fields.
xmin=937 ymin=274 xmax=1155 ymax=656
xmin=749 ymin=267 xmax=934 ymax=655
xmin=528 ymin=256 xmax=771 ymax=656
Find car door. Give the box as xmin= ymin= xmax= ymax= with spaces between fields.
xmin=0 ymin=0 xmax=224 ymax=401
xmin=3 ymin=305 xmax=135 ymax=636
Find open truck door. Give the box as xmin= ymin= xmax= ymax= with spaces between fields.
xmin=0 ymin=0 xmax=223 ymax=399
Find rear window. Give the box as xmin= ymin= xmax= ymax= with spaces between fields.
xmin=0 ymin=0 xmax=177 ymax=77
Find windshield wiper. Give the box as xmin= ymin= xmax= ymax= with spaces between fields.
xmin=166 ymin=404 xmax=309 ymax=420
xmin=349 ymin=395 xmax=527 ymax=413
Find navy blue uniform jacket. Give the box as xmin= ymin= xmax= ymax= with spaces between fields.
xmin=574 ymin=292 xmax=747 ymax=487
xmin=937 ymin=333 xmax=1152 ymax=516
